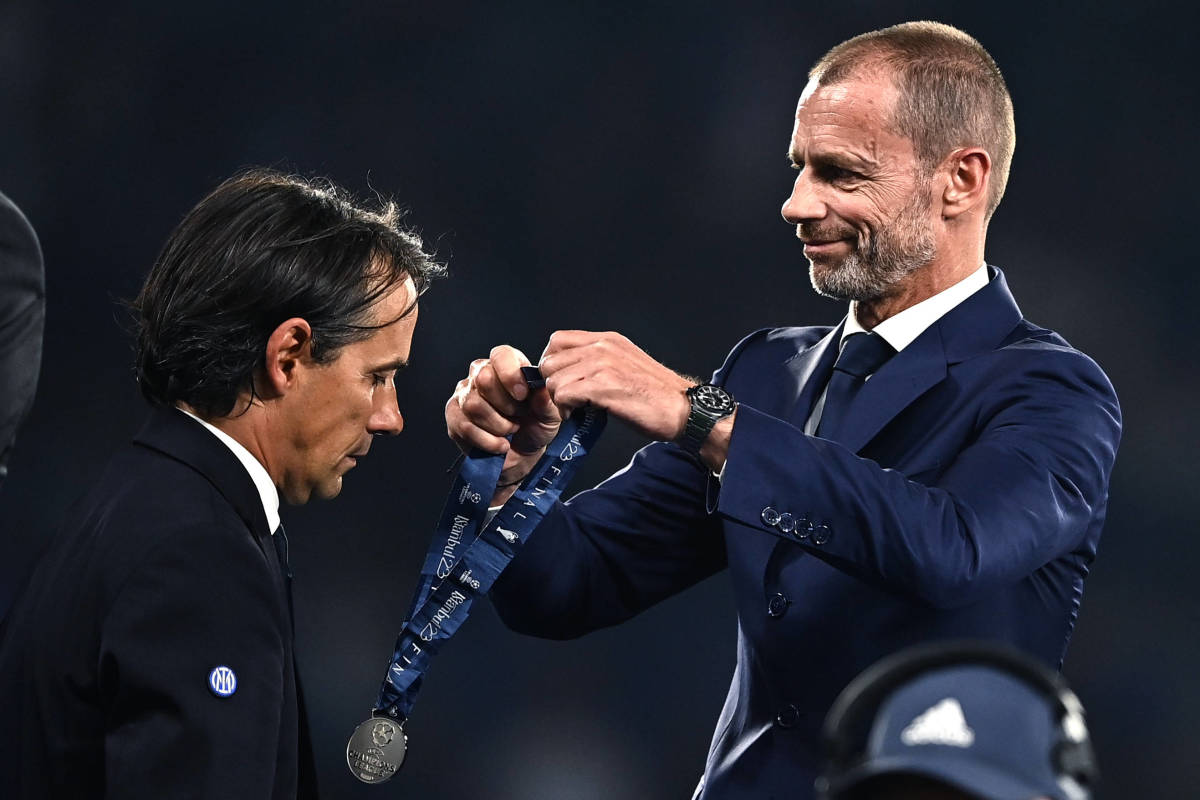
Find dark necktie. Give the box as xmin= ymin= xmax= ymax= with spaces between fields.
xmin=816 ymin=332 xmax=896 ymax=443
xmin=272 ymin=522 xmax=320 ymax=797
xmin=272 ymin=523 xmax=294 ymax=629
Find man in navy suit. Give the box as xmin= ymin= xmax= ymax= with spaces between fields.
xmin=446 ymin=21 xmax=1120 ymax=800
xmin=0 ymin=169 xmax=443 ymax=798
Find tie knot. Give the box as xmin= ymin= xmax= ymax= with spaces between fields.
xmin=834 ymin=332 xmax=895 ymax=379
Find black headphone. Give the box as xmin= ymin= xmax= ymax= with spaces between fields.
xmin=817 ymin=640 xmax=1098 ymax=799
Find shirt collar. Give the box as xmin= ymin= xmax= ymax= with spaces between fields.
xmin=177 ymin=408 xmax=281 ymax=533
xmin=842 ymin=263 xmax=989 ymax=352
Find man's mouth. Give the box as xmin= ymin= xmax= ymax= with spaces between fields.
xmin=802 ymin=238 xmax=849 ymax=255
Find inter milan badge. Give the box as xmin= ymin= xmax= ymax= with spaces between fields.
xmin=346 ymin=715 xmax=407 ymax=784
xmin=208 ymin=666 xmax=237 ymax=698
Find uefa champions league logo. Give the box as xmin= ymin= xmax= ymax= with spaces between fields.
xmin=372 ymin=722 xmax=394 ymax=747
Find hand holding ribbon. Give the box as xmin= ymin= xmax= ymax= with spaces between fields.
xmin=348 ymin=367 xmax=606 ymax=784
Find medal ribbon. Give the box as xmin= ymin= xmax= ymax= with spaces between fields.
xmin=372 ymin=403 xmax=606 ymax=721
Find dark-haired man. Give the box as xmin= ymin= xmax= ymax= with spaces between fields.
xmin=446 ymin=21 xmax=1120 ymax=799
xmin=0 ymin=170 xmax=443 ymax=798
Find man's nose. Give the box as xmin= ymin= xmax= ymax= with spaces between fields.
xmin=369 ymin=395 xmax=405 ymax=436
xmin=781 ymin=171 xmax=826 ymax=225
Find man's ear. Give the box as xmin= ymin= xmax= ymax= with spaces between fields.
xmin=940 ymin=147 xmax=991 ymax=220
xmin=262 ymin=317 xmax=314 ymax=396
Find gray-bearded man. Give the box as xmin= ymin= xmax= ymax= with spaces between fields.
xmin=446 ymin=22 xmax=1120 ymax=799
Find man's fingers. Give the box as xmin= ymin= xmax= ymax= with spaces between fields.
xmin=490 ymin=344 xmax=533 ymax=402
xmin=444 ymin=344 xmax=571 ymax=458
xmin=527 ymin=386 xmax=563 ymax=425
xmin=540 ymin=330 xmax=611 ymax=361
xmin=539 ymin=332 xmax=632 ymax=381
xmin=446 ymin=389 xmax=513 ymax=455
xmin=543 ymin=363 xmax=597 ymax=415
xmin=454 ymin=423 xmax=512 ymax=455
xmin=537 ymin=343 xmax=592 ymax=379
xmin=472 ymin=361 xmax=525 ymax=417
xmin=460 ymin=390 xmax=521 ymax=437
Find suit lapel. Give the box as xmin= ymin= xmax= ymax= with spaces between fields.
xmin=133 ymin=407 xmax=273 ymax=541
xmin=838 ymin=325 xmax=948 ymax=453
xmin=818 ymin=265 xmax=1025 ymax=454
xmin=784 ymin=323 xmax=842 ymax=424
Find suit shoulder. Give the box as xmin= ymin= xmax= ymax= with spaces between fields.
xmin=90 ymin=444 xmax=245 ymax=534
xmin=713 ymin=325 xmax=833 ymax=382
xmin=61 ymin=443 xmax=269 ymax=597
xmin=736 ymin=325 xmax=832 ymax=353
xmin=974 ymin=319 xmax=1121 ymax=433
xmin=997 ymin=321 xmax=1116 ymax=390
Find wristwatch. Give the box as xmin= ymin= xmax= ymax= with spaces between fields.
xmin=677 ymin=383 xmax=737 ymax=458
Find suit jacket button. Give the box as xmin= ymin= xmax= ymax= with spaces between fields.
xmin=767 ymin=592 xmax=789 ymax=618
xmin=812 ymin=523 xmax=831 ymax=545
xmin=761 ymin=507 xmax=781 ymax=527
xmin=775 ymin=704 xmax=800 ymax=729
xmin=777 ymin=513 xmax=795 ymax=534
xmin=796 ymin=517 xmax=813 ymax=540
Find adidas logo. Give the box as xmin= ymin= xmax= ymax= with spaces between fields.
xmin=900 ymin=698 xmax=975 ymax=748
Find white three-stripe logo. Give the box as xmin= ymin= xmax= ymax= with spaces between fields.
xmin=900 ymin=698 xmax=975 ymax=747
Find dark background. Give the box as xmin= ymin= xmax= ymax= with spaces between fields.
xmin=1 ymin=1 xmax=1195 ymax=797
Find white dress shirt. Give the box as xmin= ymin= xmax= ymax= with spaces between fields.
xmin=178 ymin=408 xmax=281 ymax=533
xmin=803 ymin=263 xmax=989 ymax=434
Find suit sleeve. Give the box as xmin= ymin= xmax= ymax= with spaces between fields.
xmin=0 ymin=191 xmax=45 ymax=481
xmin=99 ymin=522 xmax=288 ymax=798
xmin=490 ymin=330 xmax=773 ymax=639
xmin=715 ymin=346 xmax=1122 ymax=608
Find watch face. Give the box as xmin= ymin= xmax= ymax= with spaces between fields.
xmin=693 ymin=384 xmax=735 ymax=414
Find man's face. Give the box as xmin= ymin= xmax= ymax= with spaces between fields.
xmin=273 ymin=277 xmax=418 ymax=504
xmin=781 ymin=72 xmax=937 ymax=302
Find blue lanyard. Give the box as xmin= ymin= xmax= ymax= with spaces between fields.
xmin=372 ymin=404 xmax=607 ymax=721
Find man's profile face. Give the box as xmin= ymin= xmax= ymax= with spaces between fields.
xmin=273 ymin=276 xmax=418 ymax=504
xmin=781 ymin=71 xmax=937 ymax=302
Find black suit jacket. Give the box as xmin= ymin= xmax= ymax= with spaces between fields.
xmin=0 ymin=407 xmax=318 ymax=798
xmin=0 ymin=190 xmax=44 ymax=485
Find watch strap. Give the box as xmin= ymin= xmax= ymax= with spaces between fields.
xmin=677 ymin=384 xmax=735 ymax=458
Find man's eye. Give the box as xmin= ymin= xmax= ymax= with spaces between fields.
xmin=372 ymin=373 xmax=390 ymax=387
xmin=832 ymin=167 xmax=861 ymax=182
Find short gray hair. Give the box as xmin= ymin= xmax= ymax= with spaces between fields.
xmin=810 ymin=21 xmax=1016 ymax=220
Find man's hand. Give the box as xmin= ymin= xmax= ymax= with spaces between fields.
xmin=446 ymin=345 xmax=563 ymax=504
xmin=539 ymin=330 xmax=694 ymax=442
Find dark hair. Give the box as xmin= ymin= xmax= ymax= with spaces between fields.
xmin=133 ymin=168 xmax=445 ymax=417
xmin=810 ymin=21 xmax=1015 ymax=220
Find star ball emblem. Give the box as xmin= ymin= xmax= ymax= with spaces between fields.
xmin=372 ymin=722 xmax=395 ymax=747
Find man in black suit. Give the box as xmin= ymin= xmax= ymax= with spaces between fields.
xmin=0 ymin=190 xmax=45 ymax=488
xmin=0 ymin=169 xmax=443 ymax=798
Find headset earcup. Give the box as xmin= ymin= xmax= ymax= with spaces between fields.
xmin=817 ymin=641 xmax=1095 ymax=799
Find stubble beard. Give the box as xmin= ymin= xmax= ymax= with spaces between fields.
xmin=807 ymin=187 xmax=937 ymax=303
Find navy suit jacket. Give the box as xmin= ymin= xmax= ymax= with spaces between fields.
xmin=0 ymin=408 xmax=318 ymax=798
xmin=490 ymin=267 xmax=1121 ymax=799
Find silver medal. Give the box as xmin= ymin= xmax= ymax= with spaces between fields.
xmin=346 ymin=715 xmax=407 ymax=784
